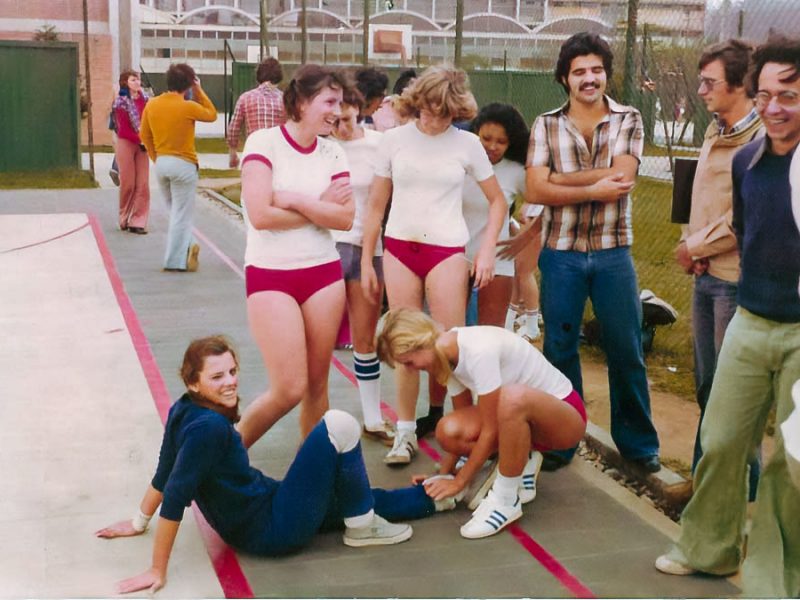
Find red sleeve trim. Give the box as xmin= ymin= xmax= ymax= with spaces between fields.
xmin=331 ymin=171 xmax=350 ymax=181
xmin=242 ymin=154 xmax=272 ymax=169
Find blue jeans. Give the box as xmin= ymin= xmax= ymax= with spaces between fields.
xmin=539 ymin=246 xmax=659 ymax=460
xmin=691 ymin=273 xmax=760 ymax=498
xmin=239 ymin=420 xmax=435 ymax=555
xmin=155 ymin=156 xmax=198 ymax=270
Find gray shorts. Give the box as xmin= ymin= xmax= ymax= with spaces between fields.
xmin=336 ymin=242 xmax=383 ymax=282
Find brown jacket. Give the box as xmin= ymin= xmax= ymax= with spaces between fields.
xmin=683 ymin=115 xmax=764 ymax=282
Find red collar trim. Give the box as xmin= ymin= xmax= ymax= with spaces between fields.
xmin=281 ymin=125 xmax=317 ymax=154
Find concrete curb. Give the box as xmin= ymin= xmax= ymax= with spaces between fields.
xmin=583 ymin=420 xmax=692 ymax=512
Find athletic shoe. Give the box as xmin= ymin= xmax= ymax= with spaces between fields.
xmin=109 ymin=168 xmax=120 ymax=187
xmin=362 ymin=420 xmax=396 ymax=447
xmin=640 ymin=289 xmax=679 ymax=327
xmin=460 ymin=491 xmax=522 ymax=539
xmin=343 ymin=514 xmax=413 ymax=547
xmin=464 ymin=459 xmax=499 ymax=510
xmin=383 ymin=430 xmax=418 ymax=465
xmin=186 ymin=243 xmax=200 ymax=272
xmin=519 ymin=451 xmax=544 ymax=504
xmin=654 ymin=554 xmax=696 ymax=576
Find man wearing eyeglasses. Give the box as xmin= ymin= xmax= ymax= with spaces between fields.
xmin=657 ymin=36 xmax=800 ymax=598
xmin=674 ymin=39 xmax=764 ymax=503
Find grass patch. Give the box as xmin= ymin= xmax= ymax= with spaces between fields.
xmin=644 ymin=142 xmax=699 ymax=158
xmin=195 ymin=137 xmax=230 ymax=154
xmin=218 ymin=183 xmax=241 ymax=206
xmin=199 ymin=168 xmax=240 ymax=179
xmin=0 ymin=169 xmax=97 ymax=189
xmin=82 ymin=145 xmax=114 ymax=153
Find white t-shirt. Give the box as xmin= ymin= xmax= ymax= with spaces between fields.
xmin=463 ymin=158 xmax=525 ymax=277
xmin=332 ymin=127 xmax=382 ymax=255
xmin=241 ymin=125 xmax=349 ymax=269
xmin=446 ymin=326 xmax=573 ymax=400
xmin=374 ymin=122 xmax=495 ymax=247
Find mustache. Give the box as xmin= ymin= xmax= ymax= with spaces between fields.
xmin=580 ymin=83 xmax=601 ymax=90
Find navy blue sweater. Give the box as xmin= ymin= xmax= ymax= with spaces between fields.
xmin=151 ymin=395 xmax=279 ymax=546
xmin=732 ymin=140 xmax=800 ymax=323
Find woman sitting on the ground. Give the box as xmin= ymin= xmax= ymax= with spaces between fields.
xmin=376 ymin=309 xmax=587 ymax=539
xmin=96 ymin=336 xmax=449 ymax=595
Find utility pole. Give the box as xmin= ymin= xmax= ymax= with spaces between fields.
xmin=454 ymin=0 xmax=464 ymax=68
xmin=82 ymin=0 xmax=94 ymax=178
xmin=622 ymin=0 xmax=639 ymax=106
xmin=300 ymin=0 xmax=307 ymax=64
xmin=259 ymin=0 xmax=269 ymax=59
xmin=362 ymin=0 xmax=370 ymax=66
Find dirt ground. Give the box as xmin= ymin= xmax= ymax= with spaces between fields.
xmin=578 ymin=353 xmax=775 ymax=478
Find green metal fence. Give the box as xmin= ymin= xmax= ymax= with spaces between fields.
xmin=0 ymin=41 xmax=80 ymax=172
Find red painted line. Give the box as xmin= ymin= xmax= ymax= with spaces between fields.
xmin=192 ymin=227 xmax=245 ymax=279
xmin=197 ymin=224 xmax=594 ymax=599
xmin=1 ymin=221 xmax=90 ymax=254
xmin=508 ymin=526 xmax=597 ymax=598
xmin=88 ymin=215 xmax=254 ymax=599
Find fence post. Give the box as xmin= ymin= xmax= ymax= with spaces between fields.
xmin=622 ymin=0 xmax=639 ymax=107
xmin=362 ymin=0 xmax=369 ymax=66
xmin=454 ymin=0 xmax=463 ymax=68
xmin=300 ymin=0 xmax=307 ymax=64
xmin=81 ymin=0 xmax=94 ymax=178
xmin=259 ymin=0 xmax=270 ymax=60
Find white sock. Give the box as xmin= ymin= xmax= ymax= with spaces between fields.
xmin=353 ymin=351 xmax=382 ymax=428
xmin=492 ymin=472 xmax=522 ymax=506
xmin=525 ymin=310 xmax=540 ymax=338
xmin=505 ymin=304 xmax=520 ymax=330
xmin=344 ymin=509 xmax=375 ymax=529
xmin=397 ymin=420 xmax=416 ymax=436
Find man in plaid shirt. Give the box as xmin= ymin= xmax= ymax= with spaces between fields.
xmin=227 ymin=57 xmax=286 ymax=168
xmin=526 ymin=32 xmax=661 ymax=473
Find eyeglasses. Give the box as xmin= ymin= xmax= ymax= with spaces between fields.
xmin=754 ymin=90 xmax=800 ymax=109
xmin=697 ymin=76 xmax=725 ymax=91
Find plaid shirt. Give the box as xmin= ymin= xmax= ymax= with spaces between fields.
xmin=226 ymin=82 xmax=285 ymax=149
xmin=527 ymin=96 xmax=644 ymax=251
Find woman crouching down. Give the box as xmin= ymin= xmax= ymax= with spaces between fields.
xmin=96 ymin=337 xmax=447 ymax=595
xmin=376 ymin=309 xmax=587 ymax=539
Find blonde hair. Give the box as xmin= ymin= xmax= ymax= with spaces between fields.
xmin=394 ymin=65 xmax=478 ymax=122
xmin=375 ymin=308 xmax=452 ymax=385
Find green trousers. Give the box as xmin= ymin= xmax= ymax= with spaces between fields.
xmin=667 ymin=308 xmax=800 ymax=597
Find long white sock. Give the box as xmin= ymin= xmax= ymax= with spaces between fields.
xmin=344 ymin=509 xmax=375 ymax=529
xmin=492 ymin=473 xmax=522 ymax=506
xmin=353 ymin=351 xmax=382 ymax=428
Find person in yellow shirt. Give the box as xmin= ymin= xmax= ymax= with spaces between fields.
xmin=140 ymin=63 xmax=217 ymax=272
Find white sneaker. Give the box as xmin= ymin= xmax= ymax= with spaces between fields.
xmin=383 ymin=430 xmax=418 ymax=465
xmin=460 ymin=491 xmax=522 ymax=539
xmin=519 ymin=451 xmax=544 ymax=504
xmin=343 ymin=514 xmax=413 ymax=547
xmin=464 ymin=459 xmax=499 ymax=510
xmin=654 ymin=554 xmax=696 ymax=576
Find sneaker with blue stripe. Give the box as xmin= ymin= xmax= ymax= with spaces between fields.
xmin=519 ymin=451 xmax=543 ymax=504
xmin=460 ymin=490 xmax=522 ymax=539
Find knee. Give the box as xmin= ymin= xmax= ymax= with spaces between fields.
xmin=498 ymin=386 xmax=527 ymax=422
xmin=323 ymin=409 xmax=361 ymax=453
xmin=435 ymin=411 xmax=479 ymax=454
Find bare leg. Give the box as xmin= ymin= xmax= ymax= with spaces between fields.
xmin=299 ymin=280 xmax=346 ymax=437
xmin=238 ymin=293 xmax=309 ymax=448
xmin=477 ymin=275 xmax=514 ymax=327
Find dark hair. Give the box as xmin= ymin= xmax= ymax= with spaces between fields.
xmin=748 ymin=35 xmax=800 ymax=97
xmin=698 ymin=39 xmax=755 ymax=90
xmin=256 ymin=57 xmax=283 ymax=84
xmin=355 ymin=67 xmax=389 ymax=103
xmin=554 ymin=32 xmax=614 ymax=94
xmin=166 ymin=63 xmax=196 ymax=93
xmin=393 ymin=69 xmax=417 ymax=95
xmin=341 ymin=85 xmax=365 ymax=111
xmin=118 ymin=69 xmax=139 ymax=91
xmin=283 ymin=64 xmax=349 ymax=122
xmin=470 ymin=103 xmax=530 ymax=166
xmin=180 ymin=335 xmax=239 ymax=388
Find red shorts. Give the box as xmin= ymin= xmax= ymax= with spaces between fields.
xmin=384 ymin=236 xmax=465 ymax=280
xmin=532 ymin=389 xmax=587 ymax=452
xmin=245 ymin=260 xmax=343 ymax=305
